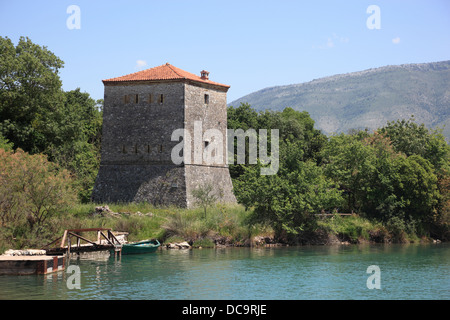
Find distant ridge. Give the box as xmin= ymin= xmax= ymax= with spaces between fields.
xmin=229 ymin=61 xmax=450 ymax=140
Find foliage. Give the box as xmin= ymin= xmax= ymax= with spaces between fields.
xmin=52 ymin=89 xmax=103 ymax=202
xmin=0 ymin=148 xmax=76 ymax=248
xmin=378 ymin=117 xmax=450 ymax=172
xmin=230 ymin=104 xmax=449 ymax=241
xmin=228 ymin=104 xmax=341 ymax=239
xmin=0 ymin=36 xmax=103 ymax=202
xmin=321 ymin=130 xmax=441 ymax=233
xmin=322 ymin=133 xmax=377 ymax=213
xmin=433 ymin=171 xmax=450 ymax=240
xmin=235 ymin=160 xmax=343 ymax=239
xmin=0 ymin=36 xmax=65 ymax=154
xmin=0 ymin=133 xmax=13 ymax=151
xmin=317 ymin=215 xmax=382 ymax=243
xmin=191 ymin=183 xmax=223 ymax=219
xmin=161 ymin=204 xmax=251 ymax=243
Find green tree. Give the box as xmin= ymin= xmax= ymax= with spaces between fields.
xmin=0 ymin=148 xmax=76 ymax=248
xmin=0 ymin=36 xmax=65 ymax=154
xmin=192 ymin=183 xmax=223 ymax=219
xmin=51 ymin=89 xmax=103 ymax=202
xmin=322 ymin=130 xmax=441 ymax=236
xmin=227 ymin=103 xmax=259 ymax=131
xmin=0 ymin=133 xmax=13 ymax=151
xmin=0 ymin=37 xmax=103 ymax=201
xmin=227 ymin=104 xmax=326 ymax=180
xmin=379 ymin=118 xmax=450 ymax=172
xmin=235 ymin=160 xmax=343 ymax=240
xmin=322 ymin=133 xmax=376 ymax=213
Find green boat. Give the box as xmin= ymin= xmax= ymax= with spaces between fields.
xmin=120 ymin=239 xmax=160 ymax=255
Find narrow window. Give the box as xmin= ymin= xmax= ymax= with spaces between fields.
xmin=148 ymin=94 xmax=153 ymax=104
xmin=134 ymin=144 xmax=138 ymax=153
xmin=159 ymin=145 xmax=164 ymax=153
xmin=134 ymin=94 xmax=139 ymax=104
xmin=122 ymin=145 xmax=127 ymax=153
xmin=204 ymin=94 xmax=209 ymax=104
xmin=123 ymin=95 xmax=130 ymax=104
xmin=158 ymin=94 xmax=164 ymax=104
xmin=147 ymin=144 xmax=151 ymax=153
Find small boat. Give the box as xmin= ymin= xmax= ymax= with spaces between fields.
xmin=120 ymin=239 xmax=160 ymax=255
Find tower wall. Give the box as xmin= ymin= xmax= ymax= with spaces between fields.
xmin=100 ymin=82 xmax=185 ymax=165
xmin=183 ymin=82 xmax=236 ymax=206
xmin=92 ymin=70 xmax=236 ymax=207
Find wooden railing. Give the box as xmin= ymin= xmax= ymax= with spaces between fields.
xmin=43 ymin=228 xmax=123 ymax=256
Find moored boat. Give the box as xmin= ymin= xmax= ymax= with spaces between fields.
xmin=120 ymin=239 xmax=160 ymax=255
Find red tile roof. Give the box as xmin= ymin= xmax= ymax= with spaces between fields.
xmin=103 ymin=63 xmax=230 ymax=88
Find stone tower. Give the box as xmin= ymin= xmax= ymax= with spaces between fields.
xmin=91 ymin=63 xmax=236 ymax=207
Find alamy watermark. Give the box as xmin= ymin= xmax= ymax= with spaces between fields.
xmin=171 ymin=121 xmax=279 ymax=175
xmin=366 ymin=5 xmax=381 ymax=30
xmin=366 ymin=265 xmax=381 ymax=289
xmin=66 ymin=265 xmax=81 ymax=289
xmin=66 ymin=5 xmax=81 ymax=30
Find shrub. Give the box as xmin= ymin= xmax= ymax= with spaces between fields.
xmin=0 ymin=148 xmax=76 ymax=248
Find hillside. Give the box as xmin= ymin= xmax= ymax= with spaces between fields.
xmin=229 ymin=61 xmax=450 ymax=140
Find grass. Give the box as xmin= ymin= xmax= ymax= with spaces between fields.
xmin=51 ymin=202 xmax=257 ymax=246
xmin=316 ymin=214 xmax=388 ymax=244
xmin=161 ymin=203 xmax=254 ymax=244
xmin=1 ymin=202 xmax=432 ymax=253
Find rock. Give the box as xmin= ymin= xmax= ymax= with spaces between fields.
xmin=3 ymin=249 xmax=46 ymax=256
xmin=166 ymin=241 xmax=191 ymax=249
xmin=252 ymin=235 xmax=276 ymax=246
xmin=178 ymin=241 xmax=190 ymax=248
xmin=94 ymin=205 xmax=115 ymax=216
xmin=252 ymin=236 xmax=265 ymax=246
xmin=93 ymin=206 xmax=153 ymax=218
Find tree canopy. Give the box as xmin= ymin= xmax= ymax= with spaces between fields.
xmin=228 ymin=103 xmax=450 ymax=241
xmin=0 ymin=36 xmax=102 ymax=202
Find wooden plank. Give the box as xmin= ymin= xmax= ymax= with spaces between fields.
xmin=42 ymin=236 xmax=62 ymax=249
xmin=60 ymin=230 xmax=68 ymax=248
xmin=66 ymin=228 xmax=111 ymax=233
xmin=68 ymin=232 xmax=98 ymax=246
xmin=107 ymin=230 xmax=121 ymax=244
xmin=99 ymin=231 xmax=114 ymax=245
xmin=45 ymin=228 xmax=121 ymax=255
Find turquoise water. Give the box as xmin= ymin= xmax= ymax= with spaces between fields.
xmin=0 ymin=243 xmax=449 ymax=300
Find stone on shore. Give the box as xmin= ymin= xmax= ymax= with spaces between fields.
xmin=166 ymin=241 xmax=191 ymax=249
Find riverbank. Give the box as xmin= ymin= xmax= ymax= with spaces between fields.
xmin=1 ymin=202 xmax=444 ymax=254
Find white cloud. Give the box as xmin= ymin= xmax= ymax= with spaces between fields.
xmin=136 ymin=60 xmax=147 ymax=69
xmin=392 ymin=37 xmax=401 ymax=44
xmin=313 ymin=33 xmax=349 ymax=49
xmin=327 ymin=38 xmax=334 ymax=48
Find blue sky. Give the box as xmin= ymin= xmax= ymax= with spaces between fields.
xmin=1 ymin=0 xmax=449 ymax=103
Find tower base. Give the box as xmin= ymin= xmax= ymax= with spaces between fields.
xmin=91 ymin=164 xmax=236 ymax=208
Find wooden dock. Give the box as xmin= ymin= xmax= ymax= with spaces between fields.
xmin=0 ymin=255 xmax=66 ymax=275
xmin=43 ymin=228 xmax=123 ymax=256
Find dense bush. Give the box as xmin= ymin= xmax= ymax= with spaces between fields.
xmin=0 ymin=148 xmax=76 ymax=248
xmin=229 ymin=104 xmax=450 ymax=242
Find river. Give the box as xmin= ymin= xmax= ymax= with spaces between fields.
xmin=0 ymin=243 xmax=449 ymax=300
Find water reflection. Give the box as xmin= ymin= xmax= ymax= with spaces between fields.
xmin=0 ymin=243 xmax=449 ymax=300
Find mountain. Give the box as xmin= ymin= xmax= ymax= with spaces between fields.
xmin=229 ymin=61 xmax=450 ymax=140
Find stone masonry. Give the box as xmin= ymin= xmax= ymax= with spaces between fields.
xmin=91 ymin=63 xmax=237 ymax=207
